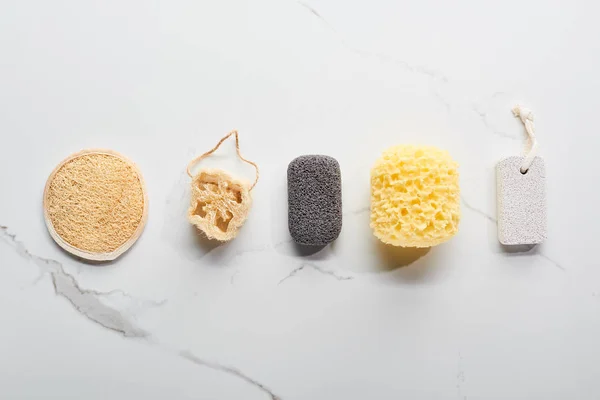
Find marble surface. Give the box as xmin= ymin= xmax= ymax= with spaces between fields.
xmin=1 ymin=0 xmax=599 ymax=399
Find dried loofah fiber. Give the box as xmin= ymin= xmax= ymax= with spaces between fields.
xmin=188 ymin=169 xmax=252 ymax=241
xmin=370 ymin=145 xmax=460 ymax=247
xmin=44 ymin=149 xmax=148 ymax=261
xmin=186 ymin=130 xmax=258 ymax=241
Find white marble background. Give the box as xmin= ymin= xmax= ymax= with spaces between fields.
xmin=1 ymin=0 xmax=599 ymax=399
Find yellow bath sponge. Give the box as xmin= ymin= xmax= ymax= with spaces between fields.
xmin=370 ymin=145 xmax=460 ymax=247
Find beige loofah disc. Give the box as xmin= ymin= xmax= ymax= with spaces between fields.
xmin=187 ymin=169 xmax=252 ymax=241
xmin=43 ymin=149 xmax=148 ymax=261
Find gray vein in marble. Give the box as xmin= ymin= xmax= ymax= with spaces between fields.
xmin=279 ymin=263 xmax=354 ymax=285
xmin=230 ymin=269 xmax=240 ymax=284
xmin=0 ymin=226 xmax=150 ymax=337
xmin=433 ymin=89 xmax=451 ymax=111
xmin=296 ymin=1 xmax=337 ymax=33
xmin=460 ymin=196 xmax=497 ymax=223
xmin=84 ymin=288 xmax=167 ymax=307
xmin=351 ymin=48 xmax=449 ymax=83
xmin=199 ymin=243 xmax=274 ymax=265
xmin=232 ymin=244 xmax=273 ymax=259
xmin=1 ymin=226 xmax=284 ymax=398
xmin=296 ymin=1 xmax=449 ymax=83
xmin=343 ymin=206 xmax=369 ymax=216
xmin=472 ymin=105 xmax=518 ymax=140
xmin=456 ymin=352 xmax=467 ymax=400
xmin=179 ymin=350 xmax=282 ymax=400
xmin=537 ymin=252 xmax=566 ymax=271
xmin=278 ymin=265 xmax=306 ymax=284
xmin=50 ymin=271 xmax=150 ymax=337
xmin=457 ymin=200 xmax=565 ymax=271
xmin=273 ymin=239 xmax=294 ymax=249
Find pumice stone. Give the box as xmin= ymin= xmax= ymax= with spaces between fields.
xmin=287 ymin=155 xmax=342 ymax=246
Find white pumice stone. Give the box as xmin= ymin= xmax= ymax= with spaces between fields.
xmin=497 ymin=156 xmax=547 ymax=245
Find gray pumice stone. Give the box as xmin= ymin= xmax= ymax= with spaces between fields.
xmin=287 ymin=155 xmax=342 ymax=246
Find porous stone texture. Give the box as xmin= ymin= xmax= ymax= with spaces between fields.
xmin=497 ymin=156 xmax=547 ymax=245
xmin=288 ymin=155 xmax=342 ymax=246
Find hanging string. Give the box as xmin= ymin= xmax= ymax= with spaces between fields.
xmin=512 ymin=105 xmax=538 ymax=174
xmin=186 ymin=130 xmax=260 ymax=190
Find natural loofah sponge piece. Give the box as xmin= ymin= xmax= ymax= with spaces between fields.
xmin=370 ymin=145 xmax=460 ymax=247
xmin=188 ymin=169 xmax=252 ymax=241
xmin=44 ymin=149 xmax=148 ymax=261
xmin=288 ymin=155 xmax=342 ymax=246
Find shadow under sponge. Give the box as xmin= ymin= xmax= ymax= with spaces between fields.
xmin=287 ymin=155 xmax=342 ymax=246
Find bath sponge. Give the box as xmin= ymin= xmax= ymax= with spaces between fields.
xmin=370 ymin=145 xmax=460 ymax=247
xmin=186 ymin=130 xmax=259 ymax=242
xmin=288 ymin=155 xmax=342 ymax=246
xmin=188 ymin=169 xmax=252 ymax=241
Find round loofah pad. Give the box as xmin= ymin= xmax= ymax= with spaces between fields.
xmin=187 ymin=169 xmax=252 ymax=241
xmin=370 ymin=145 xmax=460 ymax=248
xmin=43 ymin=149 xmax=148 ymax=261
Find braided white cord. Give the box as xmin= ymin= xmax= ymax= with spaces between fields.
xmin=512 ymin=105 xmax=538 ymax=173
